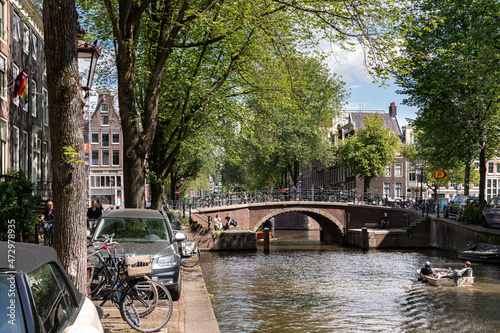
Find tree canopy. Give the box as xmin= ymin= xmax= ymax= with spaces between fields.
xmin=337 ymin=114 xmax=400 ymax=192
xmin=394 ymin=0 xmax=500 ymax=204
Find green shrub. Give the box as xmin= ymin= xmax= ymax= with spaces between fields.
xmin=460 ymin=204 xmax=482 ymax=225
xmin=0 ymin=170 xmax=41 ymax=241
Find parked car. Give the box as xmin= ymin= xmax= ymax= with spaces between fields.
xmin=88 ymin=208 xmax=186 ymax=301
xmin=444 ymin=195 xmax=478 ymax=220
xmin=481 ymin=196 xmax=500 ymax=228
xmin=0 ymin=242 xmax=104 ymax=333
xmin=165 ymin=210 xmax=182 ymax=231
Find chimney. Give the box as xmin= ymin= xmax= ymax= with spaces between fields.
xmin=389 ymin=102 xmax=397 ymax=117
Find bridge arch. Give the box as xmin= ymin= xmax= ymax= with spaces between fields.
xmin=253 ymin=207 xmax=344 ymax=242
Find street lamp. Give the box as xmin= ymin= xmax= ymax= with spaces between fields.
xmin=77 ymin=29 xmax=101 ymax=99
xmin=78 ymin=28 xmax=101 ymax=207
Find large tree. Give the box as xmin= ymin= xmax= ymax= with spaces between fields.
xmin=394 ymin=0 xmax=500 ymax=205
xmin=337 ymin=114 xmax=400 ymax=193
xmin=44 ymin=0 xmax=88 ymax=293
xmin=79 ymin=0 xmax=403 ymax=207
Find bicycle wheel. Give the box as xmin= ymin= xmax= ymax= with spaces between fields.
xmin=120 ymin=280 xmax=172 ymax=332
xmin=181 ymin=249 xmax=201 ymax=268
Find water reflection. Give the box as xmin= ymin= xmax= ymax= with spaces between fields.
xmin=201 ymin=230 xmax=500 ymax=333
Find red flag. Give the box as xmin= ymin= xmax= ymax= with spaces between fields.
xmin=13 ymin=67 xmax=31 ymax=100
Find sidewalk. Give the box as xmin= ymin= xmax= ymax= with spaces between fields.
xmin=99 ymin=227 xmax=220 ymax=332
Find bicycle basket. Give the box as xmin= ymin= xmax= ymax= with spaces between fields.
xmin=181 ymin=242 xmax=199 ymax=257
xmin=125 ymin=255 xmax=153 ymax=277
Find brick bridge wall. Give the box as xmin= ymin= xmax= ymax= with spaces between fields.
xmin=189 ymin=202 xmax=410 ymax=243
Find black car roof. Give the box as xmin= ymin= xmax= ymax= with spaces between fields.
xmin=103 ymin=208 xmax=165 ymax=219
xmin=0 ymin=242 xmax=82 ymax=304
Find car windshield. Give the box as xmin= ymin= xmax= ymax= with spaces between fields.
xmin=94 ymin=217 xmax=170 ymax=243
xmin=0 ymin=274 xmax=26 ymax=332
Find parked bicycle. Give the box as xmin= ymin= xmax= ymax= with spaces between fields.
xmin=40 ymin=219 xmax=54 ymax=246
xmin=87 ymin=234 xmax=173 ymax=332
xmin=179 ymin=237 xmax=200 ymax=268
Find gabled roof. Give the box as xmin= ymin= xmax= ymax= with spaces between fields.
xmin=347 ymin=111 xmax=402 ymax=137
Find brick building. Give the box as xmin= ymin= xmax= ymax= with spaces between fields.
xmin=85 ymin=94 xmax=123 ymax=206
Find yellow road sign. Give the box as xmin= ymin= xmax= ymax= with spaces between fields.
xmin=433 ymin=170 xmax=448 ymax=179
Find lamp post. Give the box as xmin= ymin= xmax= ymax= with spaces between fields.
xmin=110 ymin=177 xmax=114 ymax=206
xmin=77 ymin=29 xmax=101 ymax=208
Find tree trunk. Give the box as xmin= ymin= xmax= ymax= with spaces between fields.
xmin=479 ymin=143 xmax=486 ymax=205
xmin=43 ymin=0 xmax=87 ymax=293
xmin=463 ymin=161 xmax=471 ymax=196
xmin=364 ymin=177 xmax=371 ymax=194
xmin=151 ymin=180 xmax=164 ymax=210
xmin=116 ymin=40 xmax=145 ymax=208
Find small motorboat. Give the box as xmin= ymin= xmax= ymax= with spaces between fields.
xmin=457 ymin=243 xmax=500 ymax=264
xmin=417 ymin=268 xmax=474 ymax=287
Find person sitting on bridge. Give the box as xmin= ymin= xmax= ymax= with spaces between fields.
xmin=380 ymin=213 xmax=390 ymax=228
xmin=214 ymin=213 xmax=223 ymax=231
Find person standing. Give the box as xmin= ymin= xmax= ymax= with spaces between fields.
xmin=40 ymin=201 xmax=55 ymax=246
xmin=87 ymin=200 xmax=102 ymax=229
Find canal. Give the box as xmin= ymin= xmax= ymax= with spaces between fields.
xmin=200 ymin=230 xmax=500 ymax=332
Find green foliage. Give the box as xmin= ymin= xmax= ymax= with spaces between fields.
xmin=394 ymin=0 xmax=500 ymax=203
xmin=63 ymin=146 xmax=84 ymax=164
xmin=460 ymin=205 xmax=482 ymax=225
xmin=0 ymin=170 xmax=41 ymax=241
xmin=338 ymin=114 xmax=400 ymax=192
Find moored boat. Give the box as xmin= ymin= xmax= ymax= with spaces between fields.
xmin=457 ymin=243 xmax=500 ymax=264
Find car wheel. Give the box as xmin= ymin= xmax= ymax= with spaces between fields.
xmin=170 ymin=271 xmax=182 ymax=301
xmin=482 ymin=217 xmax=489 ymax=228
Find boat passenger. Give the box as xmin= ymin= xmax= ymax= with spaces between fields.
xmin=420 ymin=261 xmax=433 ymax=276
xmin=461 ymin=261 xmax=473 ymax=277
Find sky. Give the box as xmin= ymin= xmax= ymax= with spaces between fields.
xmin=324 ymin=44 xmax=418 ymax=127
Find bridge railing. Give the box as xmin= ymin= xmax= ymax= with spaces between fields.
xmin=178 ymin=190 xmax=423 ymax=210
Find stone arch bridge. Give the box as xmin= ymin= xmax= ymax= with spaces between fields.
xmin=189 ymin=201 xmax=413 ymax=243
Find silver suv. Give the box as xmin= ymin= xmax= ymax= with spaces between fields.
xmin=482 ymin=196 xmax=500 ymax=228
xmin=88 ymin=208 xmax=186 ymax=301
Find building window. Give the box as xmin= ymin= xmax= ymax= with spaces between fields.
xmin=43 ymin=89 xmax=48 ymax=125
xmin=91 ymin=131 xmax=99 ymax=144
xmin=384 ymin=166 xmax=391 ymax=177
xmin=487 ymin=179 xmax=492 ymax=188
xmin=101 ymin=103 xmax=108 ymax=112
xmin=0 ymin=55 xmax=5 ymax=99
xmin=395 ymin=183 xmax=402 ymax=198
xmin=488 ymin=162 xmax=494 ymax=174
xmin=12 ymin=126 xmax=19 ymax=170
xmin=102 ymin=150 xmax=109 ymax=166
xmin=112 ymin=131 xmax=120 ymax=144
xmin=383 ymin=182 xmax=391 ymax=198
xmin=23 ymin=24 xmax=29 ymax=54
xmin=0 ymin=118 xmax=6 ymax=175
xmin=395 ymin=163 xmax=403 ymax=177
xmin=13 ymin=13 xmax=20 ymax=41
xmin=12 ymin=64 xmax=19 ymax=106
xmin=101 ymin=115 xmax=109 ymax=126
xmin=101 ymin=132 xmax=109 ymax=147
xmin=43 ymin=142 xmax=48 ymax=182
xmin=32 ymin=34 xmax=37 ymax=59
xmin=112 ymin=150 xmax=119 ymax=166
xmin=409 ymin=171 xmax=416 ymax=182
xmin=31 ymin=80 xmax=37 ymax=117
xmin=0 ymin=1 xmax=6 ymax=41
xmin=22 ymin=131 xmax=28 ymax=171
xmin=22 ymin=75 xmax=29 ymax=112
xmin=91 ymin=151 xmax=99 ymax=166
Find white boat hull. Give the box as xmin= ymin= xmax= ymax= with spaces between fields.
xmin=417 ymin=268 xmax=474 ymax=287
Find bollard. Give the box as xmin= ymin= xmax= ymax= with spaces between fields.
xmin=264 ymin=227 xmax=270 ymax=254
xmin=208 ymin=216 xmax=212 ymax=230
xmin=361 ymin=227 xmax=369 ymax=251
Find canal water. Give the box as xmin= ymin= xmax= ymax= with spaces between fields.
xmin=200 ymin=230 xmax=500 ymax=333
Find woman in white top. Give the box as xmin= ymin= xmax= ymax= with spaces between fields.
xmin=214 ymin=213 xmax=223 ymax=230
